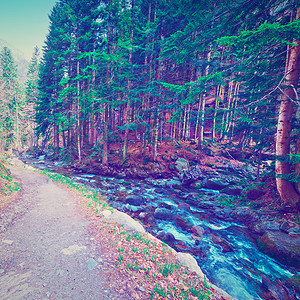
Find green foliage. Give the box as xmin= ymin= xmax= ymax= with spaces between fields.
xmin=159 ymin=262 xmax=179 ymax=277
xmin=0 ymin=163 xmax=20 ymax=197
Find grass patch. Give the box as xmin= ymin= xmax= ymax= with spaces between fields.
xmin=0 ymin=162 xmax=20 ymax=209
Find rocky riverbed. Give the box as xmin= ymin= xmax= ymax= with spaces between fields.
xmin=17 ymin=153 xmax=300 ymax=299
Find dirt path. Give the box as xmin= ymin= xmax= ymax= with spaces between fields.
xmin=0 ymin=166 xmax=121 ymax=300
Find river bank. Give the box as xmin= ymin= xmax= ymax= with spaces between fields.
xmin=15 ymin=150 xmax=300 ymax=300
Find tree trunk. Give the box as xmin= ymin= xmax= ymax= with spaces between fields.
xmin=122 ymin=2 xmax=134 ymax=160
xmin=76 ymin=58 xmax=82 ymax=163
xmin=275 ymin=7 xmax=300 ymax=207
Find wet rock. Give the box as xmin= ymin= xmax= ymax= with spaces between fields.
xmin=192 ymin=225 xmax=205 ymax=236
xmin=196 ymin=200 xmax=215 ymax=209
xmin=174 ymin=216 xmax=192 ymax=232
xmin=190 ymin=247 xmax=207 ymax=258
xmin=206 ymin=177 xmax=230 ymax=190
xmin=286 ymin=274 xmax=300 ymax=294
xmin=125 ymin=195 xmax=146 ymax=206
xmin=214 ymin=207 xmax=233 ymax=220
xmin=178 ymin=202 xmax=190 ymax=210
xmin=138 ymin=212 xmax=147 ymax=219
xmin=261 ymin=276 xmax=296 ymax=300
xmin=211 ymin=234 xmax=234 ymax=253
xmin=280 ymin=220 xmax=300 ymax=235
xmin=174 ymin=241 xmax=189 ymax=252
xmin=175 ymin=158 xmax=189 ymax=172
xmin=124 ymin=204 xmax=140 ymax=212
xmin=153 ymin=207 xmax=174 ymax=220
xmin=156 ymin=230 xmax=175 ymax=242
xmin=258 ymin=231 xmax=300 ymax=269
xmin=190 ymin=181 xmax=203 ymax=189
xmin=158 ymin=202 xmax=174 ymax=210
xmin=221 ymin=185 xmax=243 ymax=196
xmin=164 ymin=179 xmax=182 ymax=188
xmin=233 ymin=206 xmax=258 ymax=226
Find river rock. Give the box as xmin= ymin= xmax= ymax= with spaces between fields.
xmin=175 ymin=158 xmax=189 ymax=172
xmin=211 ymin=234 xmax=234 ymax=253
xmin=252 ymin=220 xmax=280 ymax=234
xmin=286 ymin=274 xmax=300 ymax=294
xmin=261 ymin=276 xmax=296 ymax=300
xmin=154 ymin=207 xmax=174 ymax=220
xmin=156 ymin=230 xmax=175 ymax=242
xmin=178 ymin=202 xmax=190 ymax=210
xmin=174 ymin=216 xmax=192 ymax=232
xmin=125 ymin=195 xmax=146 ymax=206
xmin=258 ymin=230 xmax=300 ymax=269
xmin=190 ymin=180 xmax=203 ymax=189
xmin=175 ymin=252 xmax=204 ymax=279
xmin=192 ymin=225 xmax=205 ymax=236
xmin=206 ymin=177 xmax=230 ymax=190
xmin=232 ymin=206 xmax=258 ymax=226
xmin=174 ymin=241 xmax=189 ymax=251
xmin=221 ymin=185 xmax=243 ymax=196
xmin=180 ymin=165 xmax=202 ymax=184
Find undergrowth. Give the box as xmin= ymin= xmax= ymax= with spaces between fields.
xmin=0 ymin=161 xmax=20 ymax=207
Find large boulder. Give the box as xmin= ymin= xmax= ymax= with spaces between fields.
xmin=176 ymin=252 xmax=204 ymax=279
xmin=180 ymin=165 xmax=202 ymax=185
xmin=175 ymin=158 xmax=189 ymax=172
xmin=105 ymin=210 xmax=146 ymax=234
xmin=258 ymin=231 xmax=300 ymax=269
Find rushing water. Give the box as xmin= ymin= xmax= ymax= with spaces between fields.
xmin=27 ymin=159 xmax=299 ymax=299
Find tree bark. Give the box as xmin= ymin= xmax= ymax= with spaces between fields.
xmin=275 ymin=7 xmax=300 ymax=207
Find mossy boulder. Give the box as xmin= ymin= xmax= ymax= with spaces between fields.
xmin=258 ymin=231 xmax=300 ymax=269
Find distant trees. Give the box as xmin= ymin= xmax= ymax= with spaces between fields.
xmin=0 ymin=47 xmax=22 ymax=151
xmin=36 ymin=0 xmax=300 ymax=207
xmin=25 ymin=47 xmax=40 ymax=150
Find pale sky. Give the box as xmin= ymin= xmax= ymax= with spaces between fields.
xmin=0 ymin=0 xmax=58 ymax=61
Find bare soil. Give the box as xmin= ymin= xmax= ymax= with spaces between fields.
xmin=0 ymin=165 xmax=126 ymax=299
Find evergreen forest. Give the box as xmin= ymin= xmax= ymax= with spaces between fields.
xmin=1 ymin=0 xmax=300 ymax=208
xmin=1 ymin=1 xmax=300 ymax=299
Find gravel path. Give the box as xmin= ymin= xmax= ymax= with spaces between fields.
xmin=0 ymin=166 xmax=120 ymax=300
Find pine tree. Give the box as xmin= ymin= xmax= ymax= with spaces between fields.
xmin=25 ymin=47 xmax=40 ymax=149
xmin=0 ymin=47 xmax=22 ymax=152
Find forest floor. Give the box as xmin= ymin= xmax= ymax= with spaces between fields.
xmin=0 ymin=160 xmax=229 ymax=300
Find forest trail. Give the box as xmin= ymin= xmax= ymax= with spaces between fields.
xmin=0 ymin=165 xmax=121 ymax=300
